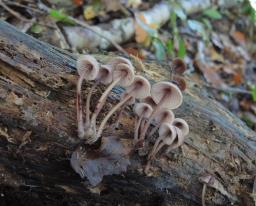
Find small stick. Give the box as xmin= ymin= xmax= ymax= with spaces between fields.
xmin=202 ymin=183 xmax=207 ymax=206
xmin=0 ymin=0 xmax=32 ymax=22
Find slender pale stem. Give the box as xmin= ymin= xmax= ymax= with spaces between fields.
xmin=76 ymin=71 xmax=86 ymax=138
xmin=85 ymin=82 xmax=98 ymax=126
xmin=148 ymin=136 xmax=163 ymax=160
xmin=90 ymin=77 xmax=121 ymax=126
xmin=134 ymin=116 xmax=143 ymax=142
xmin=139 ymin=94 xmax=167 ymax=141
xmin=96 ymin=94 xmax=132 ymax=139
xmin=140 ymin=119 xmax=146 ymax=134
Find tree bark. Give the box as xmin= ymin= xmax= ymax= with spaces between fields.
xmin=0 ymin=21 xmax=255 ymax=206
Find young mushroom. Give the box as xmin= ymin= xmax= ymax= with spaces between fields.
xmin=76 ymin=55 xmax=99 ymax=139
xmin=147 ymin=123 xmax=177 ymax=160
xmin=85 ymin=64 xmax=113 ymax=128
xmin=139 ymin=81 xmax=183 ymax=141
xmin=170 ymin=58 xmax=187 ymax=91
xmin=90 ymin=59 xmax=135 ymax=127
xmin=165 ymin=127 xmax=184 ymax=153
xmin=148 ymin=108 xmax=175 ymax=138
xmin=134 ymin=103 xmax=153 ymax=142
xmin=172 ymin=118 xmax=189 ymax=137
xmin=95 ymin=75 xmax=151 ymax=142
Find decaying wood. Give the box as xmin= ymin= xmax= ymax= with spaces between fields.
xmin=0 ymin=21 xmax=256 ymax=206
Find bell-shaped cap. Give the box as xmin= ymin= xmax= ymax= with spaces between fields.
xmin=171 ymin=58 xmax=186 ymax=74
xmin=168 ymin=127 xmax=184 ymax=149
xmin=113 ymin=63 xmax=135 ymax=87
xmin=172 ymin=118 xmax=189 ymax=136
xmin=154 ymin=109 xmax=174 ymax=124
xmin=159 ymin=123 xmax=176 ymax=139
xmin=77 ymin=55 xmax=99 ymax=80
xmin=134 ymin=103 xmax=153 ymax=118
xmin=97 ymin=64 xmax=113 ymax=85
xmin=172 ymin=75 xmax=186 ymax=91
xmin=109 ymin=56 xmax=133 ymax=69
xmin=151 ymin=81 xmax=183 ymax=109
xmin=143 ymin=96 xmax=157 ymax=109
xmin=126 ymin=75 xmax=151 ymax=99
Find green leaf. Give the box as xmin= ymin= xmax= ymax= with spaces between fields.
xmin=201 ymin=18 xmax=212 ymax=30
xmin=166 ymin=39 xmax=174 ymax=56
xmin=153 ymin=38 xmax=166 ymax=61
xmin=203 ymin=8 xmax=222 ymax=20
xmin=178 ymin=38 xmax=186 ymax=59
xmin=49 ymin=9 xmax=75 ymax=25
xmin=251 ymin=85 xmax=256 ymax=102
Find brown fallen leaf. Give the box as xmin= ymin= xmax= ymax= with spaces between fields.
xmin=70 ymin=136 xmax=131 ymax=186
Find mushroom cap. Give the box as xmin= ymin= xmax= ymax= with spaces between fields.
xmin=97 ymin=64 xmax=113 ymax=85
xmin=171 ymin=58 xmax=186 ymax=74
xmin=77 ymin=55 xmax=99 ymax=80
xmin=154 ymin=109 xmax=175 ymax=124
xmin=134 ymin=102 xmax=153 ymax=118
xmin=172 ymin=75 xmax=186 ymax=91
xmin=151 ymin=81 xmax=183 ymax=109
xmin=109 ymin=56 xmax=133 ymax=69
xmin=121 ymin=92 xmax=135 ymax=105
xmin=172 ymin=118 xmax=189 ymax=136
xmin=159 ymin=123 xmax=176 ymax=139
xmin=169 ymin=127 xmax=184 ymax=149
xmin=126 ymin=75 xmax=151 ymax=99
xmin=143 ymin=96 xmax=157 ymax=109
xmin=113 ymin=63 xmax=135 ymax=87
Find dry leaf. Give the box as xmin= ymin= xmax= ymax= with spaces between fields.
xmin=71 ymin=136 xmax=131 ymax=186
xmin=230 ymin=31 xmax=246 ymax=45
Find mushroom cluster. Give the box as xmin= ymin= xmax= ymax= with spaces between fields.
xmin=76 ymin=55 xmax=189 ymax=172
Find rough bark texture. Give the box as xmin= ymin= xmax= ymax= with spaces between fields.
xmin=0 ymin=21 xmax=256 ymax=206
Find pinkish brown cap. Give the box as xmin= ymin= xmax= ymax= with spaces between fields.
xmin=143 ymin=96 xmax=157 ymax=109
xmin=77 ymin=55 xmax=99 ymax=80
xmin=172 ymin=118 xmax=189 ymax=136
xmin=97 ymin=64 xmax=113 ymax=85
xmin=151 ymin=82 xmax=183 ymax=109
xmin=126 ymin=75 xmax=151 ymax=99
xmin=171 ymin=58 xmax=186 ymax=74
xmin=134 ymin=103 xmax=153 ymax=118
xmin=154 ymin=109 xmax=175 ymax=124
xmin=113 ymin=63 xmax=135 ymax=87
xmin=109 ymin=56 xmax=133 ymax=69
xmin=159 ymin=123 xmax=176 ymax=139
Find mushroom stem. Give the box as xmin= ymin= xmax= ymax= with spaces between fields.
xmin=90 ymin=77 xmax=121 ymax=126
xmin=134 ymin=115 xmax=143 ymax=142
xmin=139 ymin=94 xmax=168 ymax=141
xmin=148 ymin=136 xmax=163 ymax=159
xmin=85 ymin=82 xmax=98 ymax=126
xmin=76 ymin=71 xmax=86 ymax=138
xmin=114 ymin=98 xmax=132 ymax=128
xmin=96 ymin=94 xmax=132 ymax=140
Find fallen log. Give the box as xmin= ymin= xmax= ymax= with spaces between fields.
xmin=0 ymin=21 xmax=255 ymax=206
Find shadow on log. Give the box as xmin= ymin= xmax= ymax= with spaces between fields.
xmin=0 ymin=21 xmax=256 ymax=206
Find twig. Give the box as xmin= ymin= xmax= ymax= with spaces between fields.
xmin=37 ymin=1 xmax=128 ymax=56
xmin=205 ymin=84 xmax=251 ymax=95
xmin=4 ymin=0 xmax=44 ymax=14
xmin=0 ymin=0 xmax=32 ymax=22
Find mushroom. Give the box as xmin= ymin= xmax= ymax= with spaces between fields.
xmin=134 ymin=103 xmax=153 ymax=142
xmin=139 ymin=81 xmax=183 ymax=141
xmin=165 ymin=127 xmax=184 ymax=153
xmin=147 ymin=123 xmax=177 ymax=160
xmin=148 ymin=108 xmax=175 ymax=137
xmin=85 ymin=64 xmax=113 ymax=128
xmin=170 ymin=58 xmax=187 ymax=91
xmin=94 ymin=75 xmax=151 ymax=142
xmin=172 ymin=118 xmax=189 ymax=137
xmin=89 ymin=59 xmax=135 ymax=129
xmin=76 ymin=55 xmax=99 ymax=139
xmin=142 ymin=96 xmax=157 ymax=109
